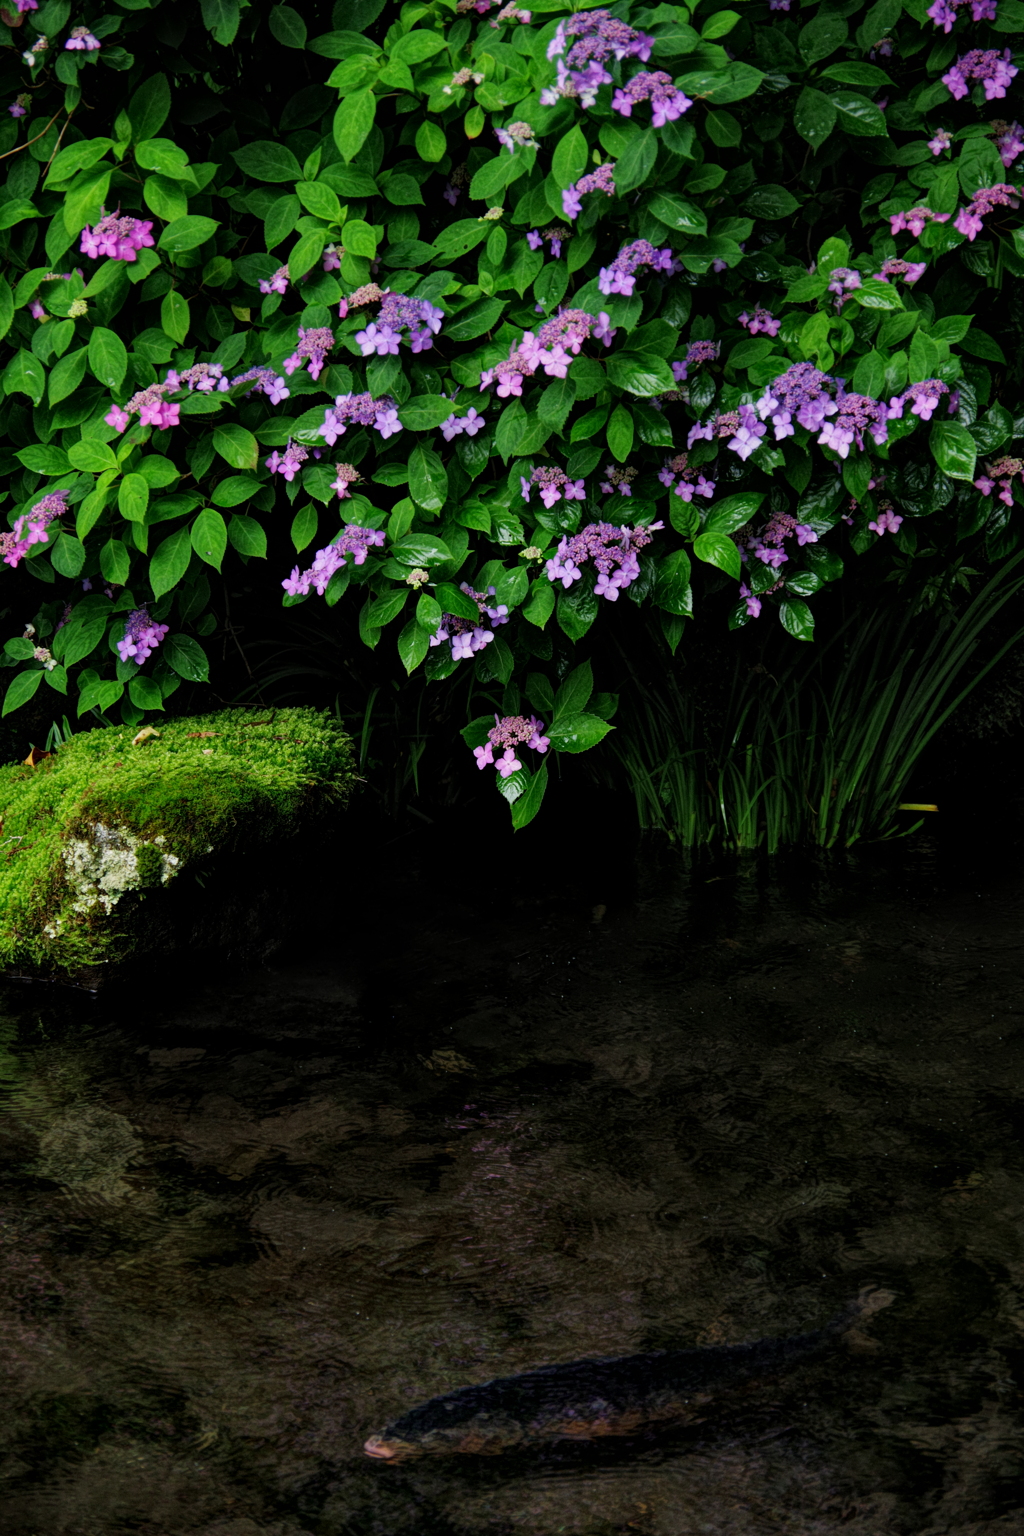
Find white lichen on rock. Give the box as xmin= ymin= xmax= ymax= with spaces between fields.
xmin=64 ymin=825 xmax=180 ymax=914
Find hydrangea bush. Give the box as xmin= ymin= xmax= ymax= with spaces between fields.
xmin=1 ymin=0 xmax=1022 ymax=826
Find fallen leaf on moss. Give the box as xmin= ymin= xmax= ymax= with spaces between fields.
xmin=131 ymin=727 xmax=161 ymax=746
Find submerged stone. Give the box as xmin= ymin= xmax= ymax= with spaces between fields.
xmin=0 ymin=707 xmax=355 ymax=981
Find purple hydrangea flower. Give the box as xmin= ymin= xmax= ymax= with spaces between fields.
xmin=611 ymin=71 xmax=691 ymax=127
xmin=0 ymin=491 xmax=68 ymax=568
xmin=80 ymin=212 xmax=155 ymax=262
xmin=117 ymin=608 xmax=169 ymax=665
xmin=544 ymin=520 xmax=662 ymax=598
xmin=282 ymin=525 xmax=386 ymax=597
xmin=942 ymin=48 xmax=1017 ymax=101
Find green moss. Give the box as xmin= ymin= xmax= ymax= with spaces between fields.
xmin=0 ymin=707 xmax=355 ymax=974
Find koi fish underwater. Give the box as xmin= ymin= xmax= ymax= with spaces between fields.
xmin=364 ymin=1287 xmax=894 ymax=1462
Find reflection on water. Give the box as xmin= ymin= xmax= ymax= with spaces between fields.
xmin=2 ymin=841 xmax=1024 ymax=1535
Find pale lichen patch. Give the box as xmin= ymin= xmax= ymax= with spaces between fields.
xmin=64 ymin=825 xmax=180 ymax=914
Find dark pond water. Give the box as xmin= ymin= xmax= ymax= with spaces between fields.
xmin=2 ymin=834 xmax=1024 ymax=1536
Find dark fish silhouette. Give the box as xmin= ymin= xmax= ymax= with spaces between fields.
xmin=364 ymin=1287 xmax=893 ymax=1461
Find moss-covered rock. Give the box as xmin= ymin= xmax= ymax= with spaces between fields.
xmin=0 ymin=707 xmax=355 ymax=977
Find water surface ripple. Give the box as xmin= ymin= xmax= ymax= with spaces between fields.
xmin=2 ymin=848 xmax=1024 ymax=1534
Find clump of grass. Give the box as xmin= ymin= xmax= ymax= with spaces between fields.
xmin=612 ymin=557 xmax=1024 ymax=851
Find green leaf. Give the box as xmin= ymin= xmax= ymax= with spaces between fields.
xmin=227 ymin=515 xmax=267 ymax=558
xmin=149 ymin=525 xmax=192 ymax=597
xmin=163 ymin=634 xmax=210 ymax=681
xmin=76 ymin=488 xmax=112 ymax=541
xmin=832 ymin=91 xmax=888 ymax=138
xmin=137 ymin=456 xmax=180 ymax=490
xmin=390 ymin=29 xmax=446 ymax=64
xmin=119 ymin=473 xmax=150 ymax=523
xmin=538 ymin=376 xmax=576 ymax=434
xmin=201 ymin=0 xmax=241 ymax=44
xmin=960 ymin=328 xmax=1005 ymax=363
xmin=693 ymin=530 xmax=741 ymax=579
xmin=159 ymin=215 xmax=220 ymax=255
xmin=0 ymin=199 xmax=40 ymax=232
xmin=820 ymin=61 xmax=892 ymax=88
xmin=436 ymin=581 xmax=479 ymax=622
xmin=16 ymin=444 xmax=70 ymax=474
xmin=743 ymin=184 xmax=800 ymax=220
xmin=231 ymin=140 xmax=303 ymax=182
xmin=191 ymin=508 xmax=228 ymax=570
xmin=794 ymin=86 xmax=837 ymax=151
xmin=87 ymin=326 xmax=128 ymax=389
xmin=135 ymin=138 xmax=192 ymax=179
xmin=340 ymin=218 xmax=377 ymax=258
xmin=496 ymin=766 xmax=527 ymax=805
xmin=676 ymin=63 xmax=764 ymax=104
xmin=727 ymin=337 xmax=776 ymax=370
xmin=0 ymin=276 xmax=13 ymax=342
xmin=408 ymin=445 xmax=449 ymax=513
xmin=397 ymin=618 xmax=431 ymax=675
xmin=798 ymin=11 xmax=848 ymax=64
xmin=492 ymin=565 xmax=530 ymax=610
xmin=129 ymin=675 xmax=165 ymax=710
xmin=3 ymin=670 xmax=44 ymax=715
xmin=390 ymin=533 xmax=453 ymax=566
xmin=296 ymin=180 xmax=342 ymax=223
xmin=290 ymin=502 xmax=318 ymax=552
xmin=365 ymin=589 xmax=408 ymax=626
xmin=851 ymin=350 xmax=887 ymax=397
xmin=851 ymin=277 xmax=904 ymax=311
xmin=47 ymin=346 xmax=88 ymax=407
xmin=333 ymin=89 xmax=376 ymax=164
xmin=3 ymin=349 xmax=47 ymax=406
xmin=557 ymin=581 xmax=599 ymax=641
xmin=546 ymin=710 xmax=613 ymax=753
xmin=288 ymin=228 xmax=327 ymax=281
xmin=213 ymin=424 xmax=259 ymax=471
xmin=46 ymin=138 xmax=115 ymax=185
xmin=606 ymin=354 xmax=675 ymax=396
xmin=77 ymin=678 xmax=124 ymax=718
xmin=128 ymin=74 xmax=171 ymax=141
xmin=144 ymin=174 xmax=188 ymax=223
xmin=522 ymin=578 xmax=555 ymax=628
xmin=704 ymin=492 xmax=765 ymax=536
xmin=99 ymin=537 xmax=131 ymax=585
xmin=416 ymin=592 xmax=442 ymax=633
xmin=63 ymin=167 xmax=112 ymax=236
xmin=444 ymin=297 xmax=505 ymax=341
xmin=779 ymin=597 xmax=814 ymax=642
xmin=553 ymin=659 xmax=593 ymax=720
xmin=704 ymin=109 xmax=742 ymax=148
xmin=51 ymin=533 xmax=85 ymax=579
xmin=930 ymin=314 xmax=972 ymax=344
xmin=160 ymin=290 xmax=190 ymax=343
xmin=399 ymin=394 xmax=456 ymax=431
xmin=648 ymin=191 xmax=707 ymax=236
xmin=606 ymin=404 xmax=634 ymax=463
xmin=702 ymin=9 xmax=741 ymax=39
xmin=615 ymin=129 xmax=658 ymax=194
xmin=210 ymin=475 xmax=262 ymax=507
xmin=415 ymin=120 xmax=447 ymax=163
xmin=552 ymin=125 xmax=589 ymax=189
xmin=68 ymin=440 xmax=118 ymax=476
xmin=511 ymin=761 xmax=548 ymax=830
xmin=930 ymin=421 xmax=977 ymax=482
xmin=268 ymin=4 xmax=307 ymax=46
